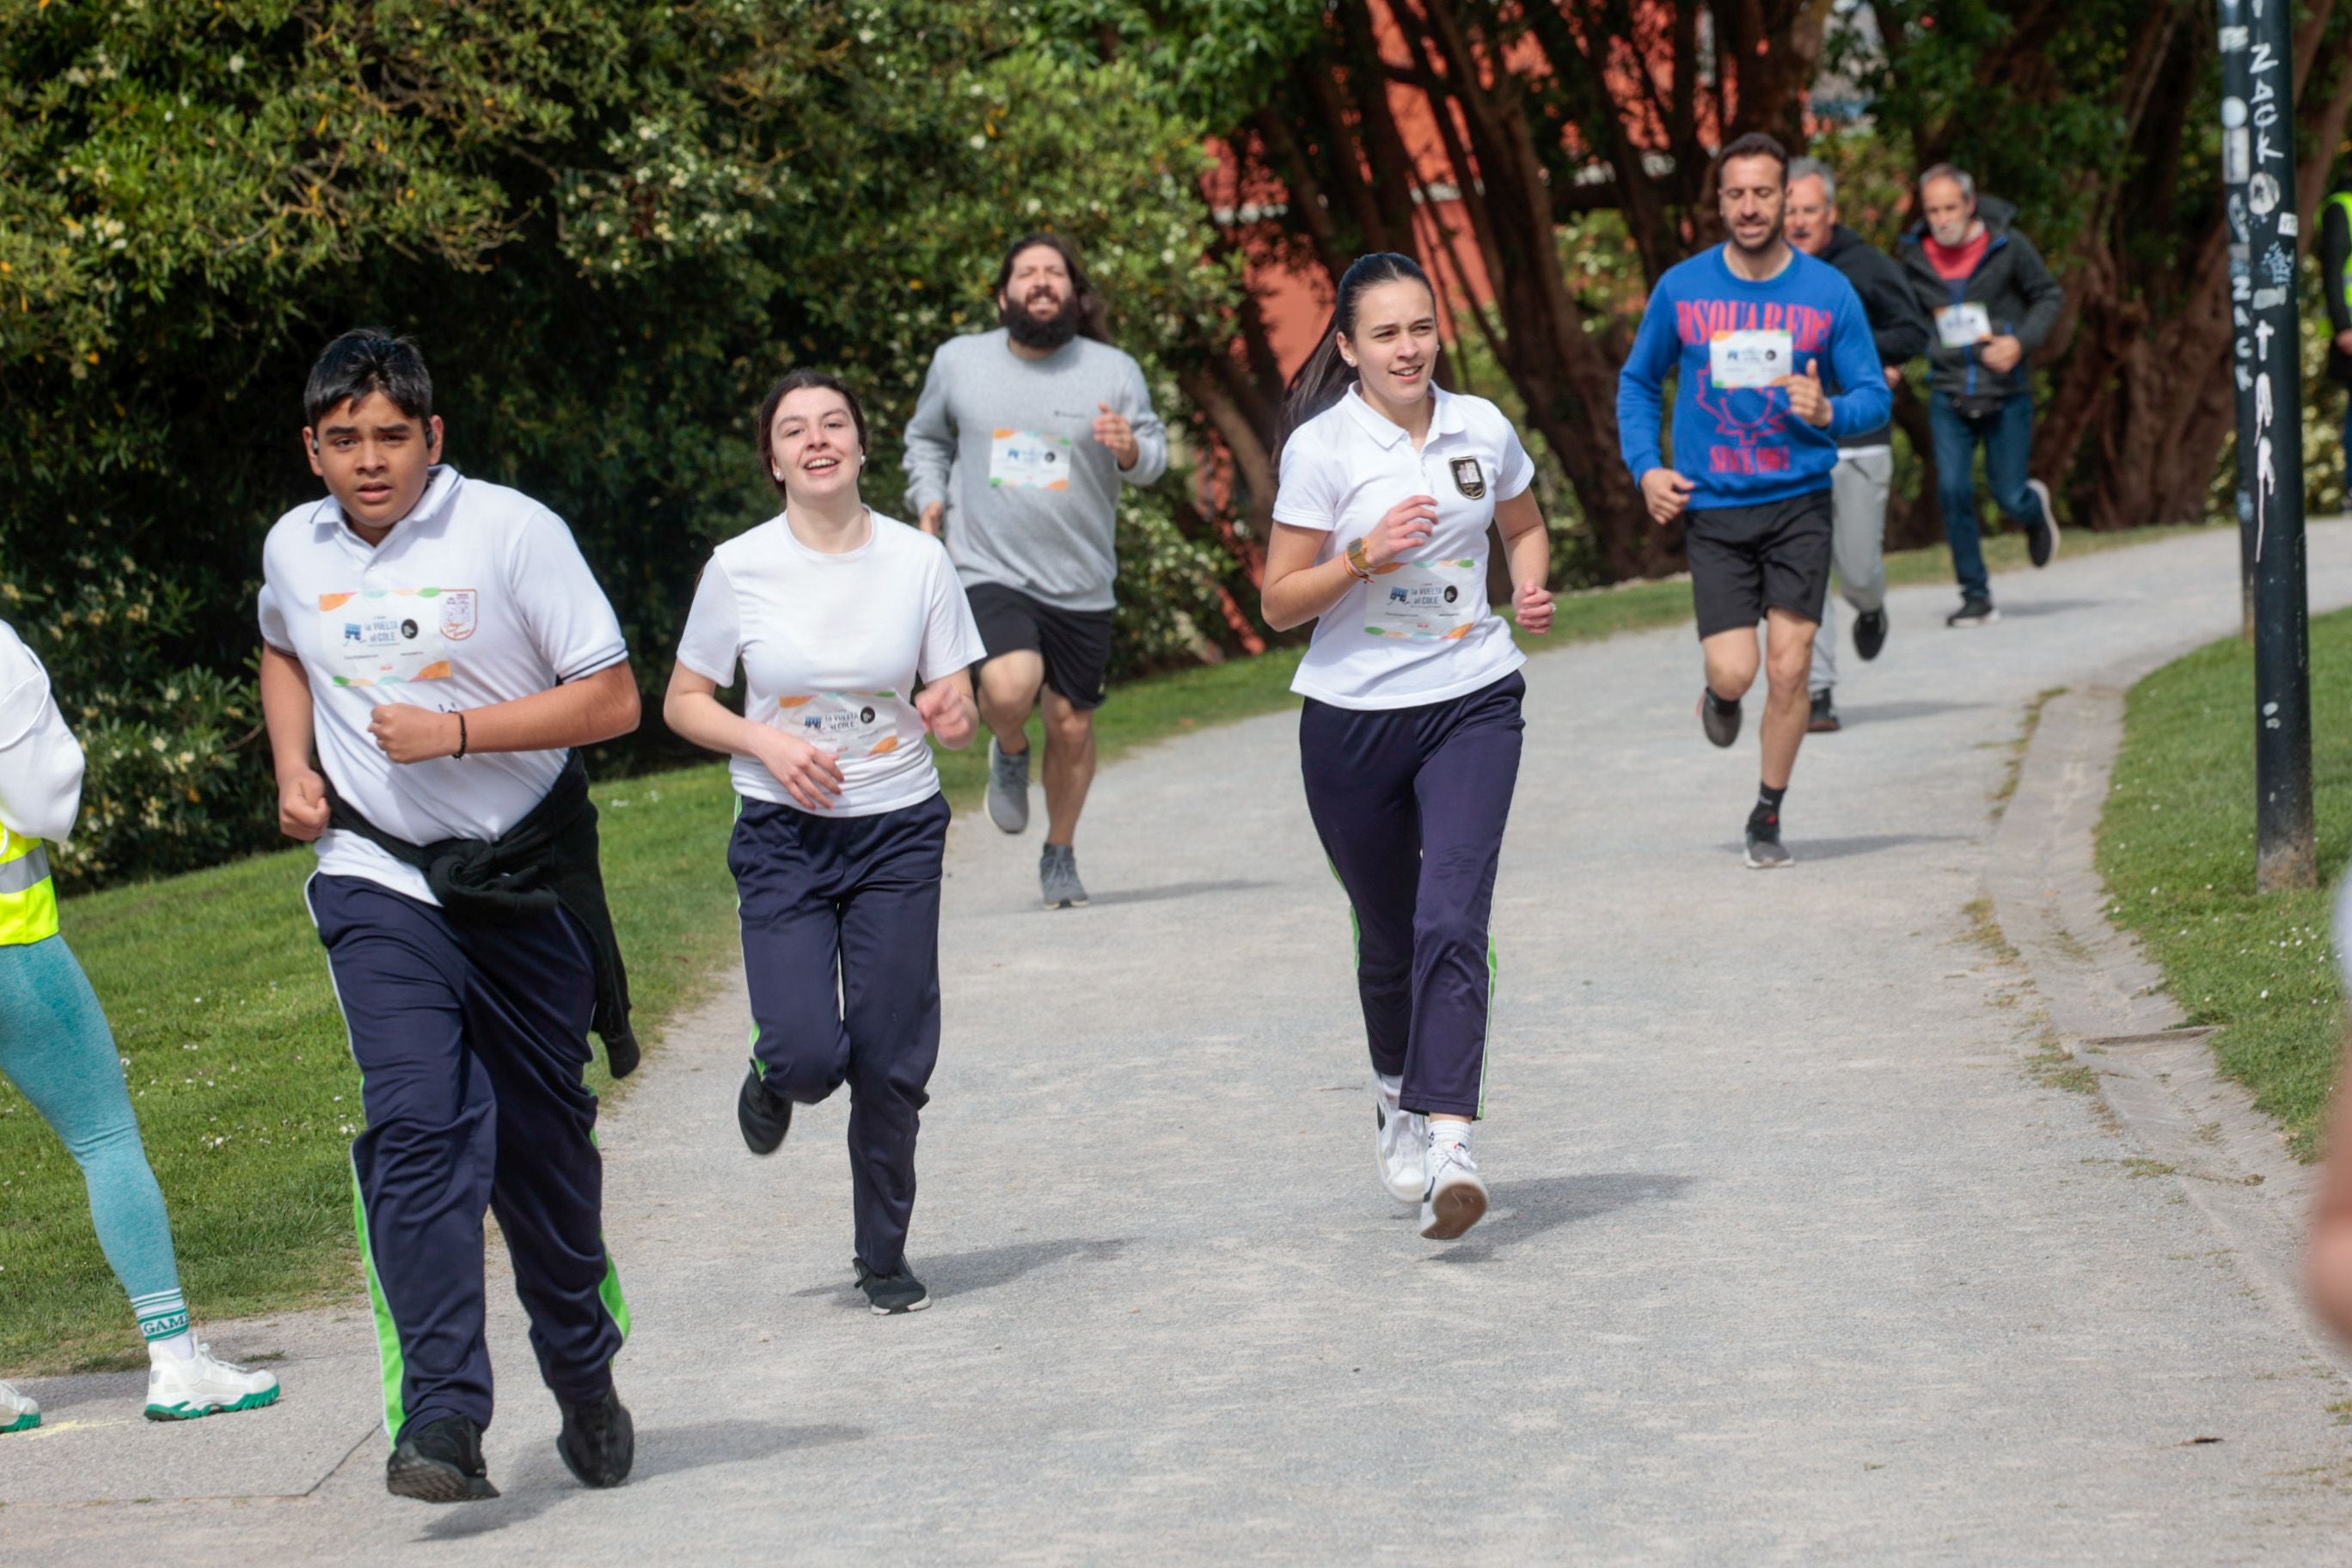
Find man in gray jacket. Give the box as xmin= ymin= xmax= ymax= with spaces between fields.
xmin=1785 ymin=156 xmax=1932 ymax=732
xmin=903 ymin=234 xmax=1167 ymax=909
xmin=1896 ymin=165 xmax=2066 ymax=627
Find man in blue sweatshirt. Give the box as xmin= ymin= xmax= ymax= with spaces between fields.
xmin=1617 ymin=132 xmax=1893 ymax=869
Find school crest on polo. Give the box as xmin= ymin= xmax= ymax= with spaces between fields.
xmin=438 ymin=588 xmax=480 ymax=641
xmin=1449 ymin=457 xmax=1485 ymax=499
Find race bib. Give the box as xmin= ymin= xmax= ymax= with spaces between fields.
xmin=1936 ymin=303 xmax=1993 ymax=349
xmin=1708 ymin=329 xmax=1793 ymax=389
xmin=988 ymin=429 xmax=1074 ymax=492
xmin=317 ymin=588 xmax=459 ymax=689
xmin=775 ymin=691 xmax=908 ymax=759
xmin=1366 ymin=558 xmax=1479 ymax=642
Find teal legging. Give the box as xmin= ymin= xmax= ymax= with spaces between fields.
xmin=0 ymin=935 xmax=187 ymax=1341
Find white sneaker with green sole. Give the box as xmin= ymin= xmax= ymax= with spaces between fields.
xmin=144 ymin=1344 xmax=281 ymax=1421
xmin=1 ymin=1379 xmax=38 ymax=1434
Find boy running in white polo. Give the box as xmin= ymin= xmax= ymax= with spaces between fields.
xmin=259 ymin=330 xmax=641 ymax=1503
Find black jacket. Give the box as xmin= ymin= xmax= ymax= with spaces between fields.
xmin=325 ymin=751 xmax=640 ymax=1077
xmin=2324 ymin=176 xmax=2352 ymax=387
xmin=1817 ymin=224 xmax=1932 ymax=446
xmin=1896 ymin=196 xmax=2066 ymax=407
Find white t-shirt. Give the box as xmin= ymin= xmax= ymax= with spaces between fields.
xmin=257 ymin=466 xmax=630 ymax=905
xmin=673 ymin=511 xmax=987 ymax=818
xmin=0 ymin=620 xmax=85 ymax=846
xmin=1274 ymin=386 xmax=1535 ymax=710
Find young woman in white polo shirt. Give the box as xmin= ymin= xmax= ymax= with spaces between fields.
xmin=1261 ymin=252 xmax=1556 ymax=1243
xmin=665 ymin=370 xmax=985 ymax=1315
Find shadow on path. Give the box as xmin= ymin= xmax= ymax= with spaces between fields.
xmin=418 ymin=1419 xmax=867 ymax=1540
xmin=791 ymin=1237 xmax=1131 ymax=1308
xmin=1988 ymin=597 xmax=2101 ymax=618
xmin=1044 ymin=880 xmax=1277 ymax=910
xmin=1427 ymin=1172 xmax=1692 ymax=1265
xmin=1779 ymin=831 xmax=1975 ymax=863
xmin=1831 ymin=700 xmax=1989 ymax=725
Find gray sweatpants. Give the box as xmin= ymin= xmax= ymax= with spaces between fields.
xmin=1811 ymin=446 xmax=1894 ymax=694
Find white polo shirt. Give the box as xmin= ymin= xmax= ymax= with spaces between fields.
xmin=673 ymin=511 xmax=987 ymax=818
xmin=257 ymin=466 xmax=629 ymax=905
xmin=1274 ymin=386 xmax=1534 ymax=710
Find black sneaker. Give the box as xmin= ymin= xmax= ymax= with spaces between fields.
xmin=853 ymin=1259 xmax=931 ymax=1315
xmin=1698 ymin=689 xmax=1742 ymax=748
xmin=1853 ymin=607 xmax=1888 ymax=662
xmin=556 ymin=1386 xmax=634 ymax=1490
xmin=1946 ymin=598 xmax=2000 ymax=628
xmin=738 ymin=1065 xmax=792 ymax=1156
xmin=386 ymin=1415 xmax=499 ymax=1504
xmin=1743 ymin=817 xmax=1793 ymax=870
xmin=1807 ymin=689 xmax=1841 ymax=733
xmin=2025 ymin=480 xmax=2059 ymax=567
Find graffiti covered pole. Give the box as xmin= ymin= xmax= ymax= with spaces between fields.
xmin=2221 ymin=6 xmax=2258 ymax=641
xmin=2220 ymin=0 xmax=2316 ymax=890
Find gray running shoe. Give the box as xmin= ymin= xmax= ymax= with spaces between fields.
xmin=1040 ymin=843 xmax=1089 ymax=909
xmin=2025 ymin=479 xmax=2060 ymax=567
xmin=1744 ymin=824 xmax=1793 ymax=869
xmin=987 ymin=737 xmax=1031 ymax=834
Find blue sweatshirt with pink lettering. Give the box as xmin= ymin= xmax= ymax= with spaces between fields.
xmin=1616 ymin=247 xmax=1893 ymax=511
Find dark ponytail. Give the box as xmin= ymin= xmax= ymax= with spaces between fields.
xmin=1280 ymin=252 xmax=1436 ymax=448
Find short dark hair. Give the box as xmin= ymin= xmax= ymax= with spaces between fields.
xmin=754 ymin=369 xmax=869 ymax=497
xmin=992 ymin=231 xmax=1109 ymax=342
xmin=1713 ymin=132 xmax=1791 ymax=193
xmin=304 ymin=328 xmax=432 ymax=429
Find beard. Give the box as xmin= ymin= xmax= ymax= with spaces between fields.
xmin=1003 ymin=291 xmax=1082 ymax=351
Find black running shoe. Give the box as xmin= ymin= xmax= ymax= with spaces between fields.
xmin=738 ymin=1065 xmax=792 ymax=1156
xmin=853 ymin=1259 xmax=931 ymax=1314
xmin=2025 ymin=480 xmax=2059 ymax=567
xmin=1946 ymin=597 xmax=2000 ymax=628
xmin=556 ymin=1386 xmax=634 ymax=1490
xmin=386 ymin=1415 xmax=499 ymax=1504
xmin=1853 ymin=607 xmax=1888 ymax=662
xmin=1744 ymin=819 xmax=1793 ymax=870
xmin=1807 ymin=689 xmax=1841 ymax=733
xmin=1698 ymin=689 xmax=1742 ymax=748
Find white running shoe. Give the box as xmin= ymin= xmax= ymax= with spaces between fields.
xmin=1 ymin=1380 xmax=38 ymax=1434
xmin=144 ymin=1343 xmax=281 ymax=1422
xmin=1419 ymin=1129 xmax=1489 ymax=1241
xmin=1374 ymin=1081 xmax=1426 ymax=1204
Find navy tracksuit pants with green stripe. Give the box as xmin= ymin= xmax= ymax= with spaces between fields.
xmin=730 ymin=792 xmax=947 ymax=1277
xmin=1300 ymin=671 xmax=1524 ymax=1119
xmin=309 ymin=874 xmax=626 ymax=1442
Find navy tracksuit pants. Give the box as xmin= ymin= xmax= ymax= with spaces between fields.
xmin=308 ymin=874 xmax=626 ymax=1442
xmin=1299 ymin=671 xmax=1524 ymax=1119
xmin=730 ymin=792 xmax=948 ymax=1276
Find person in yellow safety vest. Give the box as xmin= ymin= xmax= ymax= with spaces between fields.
xmin=2323 ymin=173 xmax=2352 ymax=473
xmin=0 ymin=618 xmax=282 ymax=1433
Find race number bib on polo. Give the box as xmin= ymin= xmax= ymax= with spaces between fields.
xmin=1935 ymin=303 xmax=1993 ymax=348
xmin=776 ymin=692 xmax=906 ymax=758
xmin=988 ymin=429 xmax=1074 ymax=492
xmin=318 ymin=588 xmax=462 ymax=688
xmin=1708 ymin=329 xmax=1792 ymax=389
xmin=1368 ymin=559 xmax=1478 ymax=642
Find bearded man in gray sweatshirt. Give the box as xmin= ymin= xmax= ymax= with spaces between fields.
xmin=904 ymin=233 xmax=1168 ymax=910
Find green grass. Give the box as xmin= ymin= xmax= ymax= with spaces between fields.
xmin=0 ymin=518 xmax=2214 ymax=1373
xmin=2097 ymin=604 xmax=2352 ymax=1161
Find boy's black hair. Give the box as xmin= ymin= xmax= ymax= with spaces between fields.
xmin=304 ymin=328 xmax=433 ymax=429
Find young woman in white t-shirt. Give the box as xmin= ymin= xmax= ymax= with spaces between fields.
xmin=665 ymin=371 xmax=986 ymax=1314
xmin=1260 ymin=252 xmax=1556 ymax=1244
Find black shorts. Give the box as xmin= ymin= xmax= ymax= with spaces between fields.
xmin=1684 ymin=493 xmax=1834 ymax=640
xmin=965 ymin=583 xmax=1115 ymax=712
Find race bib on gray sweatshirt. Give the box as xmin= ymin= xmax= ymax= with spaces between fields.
xmin=900 ymin=329 xmax=1167 ymax=612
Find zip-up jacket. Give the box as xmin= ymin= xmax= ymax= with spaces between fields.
xmin=1817 ymin=224 xmax=1932 ymax=447
xmin=2323 ymin=177 xmax=2352 ymax=389
xmin=1896 ymin=196 xmax=2065 ymax=405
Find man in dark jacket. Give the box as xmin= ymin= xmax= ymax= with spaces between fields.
xmin=2323 ymin=172 xmax=2352 ymax=468
xmin=1897 ymin=164 xmax=2066 ymax=627
xmin=1786 ymin=156 xmax=1932 ymax=731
